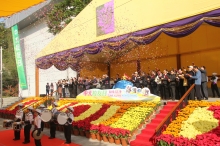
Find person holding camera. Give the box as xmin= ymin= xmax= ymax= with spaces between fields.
xmin=211 ymin=73 xmax=220 ymax=97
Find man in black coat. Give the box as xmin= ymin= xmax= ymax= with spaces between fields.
xmin=185 ymin=66 xmax=195 ymax=100
xmin=200 ymin=66 xmax=208 ymax=100
xmin=168 ymin=70 xmax=176 ymax=100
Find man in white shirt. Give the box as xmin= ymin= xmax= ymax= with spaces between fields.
xmin=64 ymin=106 xmax=74 ymax=144
xmin=23 ymin=106 xmax=33 ymax=144
xmin=38 ymin=104 xmax=46 ymax=131
xmin=33 ymin=109 xmax=42 ymax=146
xmin=13 ymin=103 xmax=24 ymax=140
xmin=49 ymin=102 xmax=58 ymax=139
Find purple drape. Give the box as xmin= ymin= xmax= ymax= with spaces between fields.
xmin=36 ymin=9 xmax=220 ymax=71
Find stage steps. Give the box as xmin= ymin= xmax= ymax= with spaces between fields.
xmin=130 ymin=101 xmax=177 ymax=146
xmin=0 ymin=97 xmax=20 ymax=109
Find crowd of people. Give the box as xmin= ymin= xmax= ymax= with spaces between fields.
xmin=45 ymin=65 xmax=220 ymax=101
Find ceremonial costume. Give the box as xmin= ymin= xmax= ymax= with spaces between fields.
xmin=64 ymin=107 xmax=74 ymax=144
xmin=33 ymin=109 xmax=42 ymax=146
xmin=23 ymin=106 xmax=33 ymax=144
xmin=49 ymin=102 xmax=58 ymax=139
xmin=39 ymin=104 xmax=46 ymax=131
xmin=13 ymin=103 xmax=24 ymax=140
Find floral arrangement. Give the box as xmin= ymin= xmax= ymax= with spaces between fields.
xmin=1 ymin=97 xmax=160 ymax=141
xmin=156 ymin=101 xmax=220 ymax=146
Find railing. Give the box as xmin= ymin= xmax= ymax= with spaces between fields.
xmin=152 ymin=84 xmax=195 ymax=143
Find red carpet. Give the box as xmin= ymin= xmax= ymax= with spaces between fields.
xmin=130 ymin=102 xmax=177 ymax=146
xmin=0 ymin=129 xmax=81 ymax=146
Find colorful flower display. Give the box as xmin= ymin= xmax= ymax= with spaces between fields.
xmin=1 ymin=97 xmax=160 ymax=143
xmin=156 ymin=101 xmax=220 ymax=146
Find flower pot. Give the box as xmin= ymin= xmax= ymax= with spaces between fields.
xmin=120 ymin=138 xmax=128 ymax=146
xmin=85 ymin=131 xmax=90 ymax=138
xmin=73 ymin=129 xmax=79 ymax=136
xmin=79 ymin=130 xmax=85 ymax=136
xmin=108 ymin=136 xmax=114 ymax=143
xmin=114 ymin=138 xmax=121 ymax=145
xmin=138 ymin=123 xmax=143 ymax=129
xmin=96 ymin=133 xmax=102 ymax=141
xmin=90 ymin=133 xmax=96 ymax=140
xmin=102 ymin=135 xmax=108 ymax=142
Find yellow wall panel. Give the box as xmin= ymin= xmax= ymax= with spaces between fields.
xmin=117 ymin=34 xmax=178 ymax=63
xmin=179 ymin=24 xmax=220 ymax=53
xmin=206 ymin=25 xmax=220 ymax=49
xmin=180 ymin=52 xmax=201 ymax=69
xmin=191 ymin=25 xmax=207 ymax=51
xmin=141 ymin=56 xmax=177 ymax=73
xmin=80 ymin=63 xmax=107 ymax=79
xmin=110 ymin=61 xmax=137 ymax=78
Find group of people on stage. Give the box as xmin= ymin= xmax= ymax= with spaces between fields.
xmin=46 ymin=74 xmax=111 ymax=98
xmin=45 ymin=64 xmax=219 ymax=101
xmin=13 ymin=102 xmax=74 ymax=146
xmin=128 ymin=65 xmax=218 ymax=101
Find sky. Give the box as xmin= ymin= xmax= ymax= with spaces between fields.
xmin=0 ymin=18 xmax=4 ymax=22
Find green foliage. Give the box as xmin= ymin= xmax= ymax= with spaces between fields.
xmin=0 ymin=25 xmax=18 ymax=96
xmin=157 ymin=140 xmax=175 ymax=146
xmin=47 ymin=0 xmax=92 ymax=35
xmin=0 ymin=25 xmax=8 ymax=49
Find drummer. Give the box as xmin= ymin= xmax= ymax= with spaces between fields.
xmin=33 ymin=109 xmax=42 ymax=146
xmin=38 ymin=104 xmax=46 ymax=131
xmin=64 ymin=106 xmax=74 ymax=144
xmin=13 ymin=103 xmax=24 ymax=141
xmin=49 ymin=102 xmax=58 ymax=139
xmin=23 ymin=106 xmax=33 ymax=144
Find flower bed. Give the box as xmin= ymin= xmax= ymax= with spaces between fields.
xmin=156 ymin=101 xmax=220 ymax=146
xmin=0 ymin=97 xmax=160 ymax=145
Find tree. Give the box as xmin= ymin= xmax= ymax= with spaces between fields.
xmin=0 ymin=25 xmax=18 ymax=96
xmin=47 ymin=0 xmax=92 ymax=35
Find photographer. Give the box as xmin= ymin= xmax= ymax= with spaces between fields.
xmin=211 ymin=73 xmax=220 ymax=97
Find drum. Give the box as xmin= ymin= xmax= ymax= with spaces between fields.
xmin=54 ymin=112 xmax=68 ymax=125
xmin=3 ymin=119 xmax=13 ymax=128
xmin=31 ymin=129 xmax=43 ymax=140
xmin=41 ymin=109 xmax=52 ymax=122
xmin=13 ymin=122 xmax=22 ymax=131
xmin=57 ymin=112 xmax=68 ymax=125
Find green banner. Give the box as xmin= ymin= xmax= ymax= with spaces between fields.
xmin=11 ymin=25 xmax=27 ymax=89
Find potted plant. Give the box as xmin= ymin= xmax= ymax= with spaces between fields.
xmin=99 ymin=125 xmax=109 ymax=142
xmin=89 ymin=125 xmax=99 ymax=139
xmin=72 ymin=126 xmax=79 ymax=136
xmin=118 ymin=129 xmax=130 ymax=146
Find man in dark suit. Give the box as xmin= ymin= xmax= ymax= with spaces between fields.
xmin=132 ymin=72 xmax=140 ymax=88
xmin=200 ymin=66 xmax=208 ymax=100
xmin=185 ymin=66 xmax=195 ymax=100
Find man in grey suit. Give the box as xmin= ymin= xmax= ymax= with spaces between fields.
xmin=200 ymin=66 xmax=208 ymax=100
